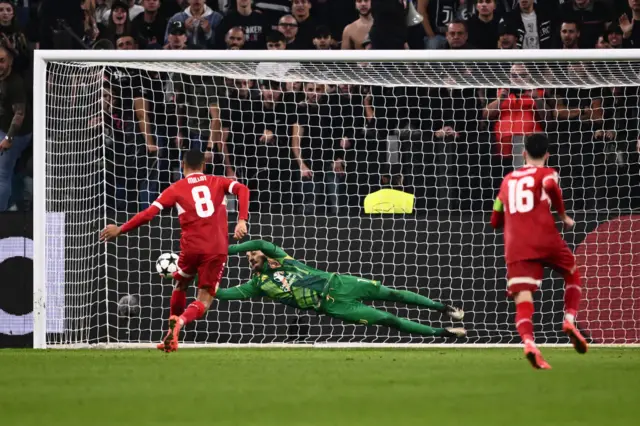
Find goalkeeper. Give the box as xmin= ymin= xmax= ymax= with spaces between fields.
xmin=214 ymin=240 xmax=466 ymax=338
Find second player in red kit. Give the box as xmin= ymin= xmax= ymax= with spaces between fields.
xmin=100 ymin=150 xmax=250 ymax=352
xmin=491 ymin=133 xmax=588 ymax=369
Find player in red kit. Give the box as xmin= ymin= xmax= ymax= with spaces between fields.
xmin=100 ymin=150 xmax=250 ymax=352
xmin=491 ymin=133 xmax=588 ymax=370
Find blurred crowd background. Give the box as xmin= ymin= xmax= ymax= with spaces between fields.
xmin=2 ymin=0 xmax=640 ymax=215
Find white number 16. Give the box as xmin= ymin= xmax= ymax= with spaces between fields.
xmin=507 ymin=176 xmax=535 ymax=214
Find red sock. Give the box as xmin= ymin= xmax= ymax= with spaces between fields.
xmin=170 ymin=289 xmax=187 ymax=317
xmin=515 ymin=301 xmax=535 ymax=343
xmin=179 ymin=301 xmax=206 ymax=326
xmin=564 ymin=269 xmax=582 ymax=319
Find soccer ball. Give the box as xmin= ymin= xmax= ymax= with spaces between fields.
xmin=156 ymin=252 xmax=179 ymax=278
xmin=117 ymin=294 xmax=140 ymax=317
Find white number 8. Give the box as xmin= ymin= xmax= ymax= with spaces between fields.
xmin=192 ymin=185 xmax=214 ymax=218
xmin=507 ymin=176 xmax=535 ymax=214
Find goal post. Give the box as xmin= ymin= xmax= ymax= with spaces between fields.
xmin=33 ymin=49 xmax=640 ymax=349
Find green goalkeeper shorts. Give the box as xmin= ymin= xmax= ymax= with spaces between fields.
xmin=319 ymin=275 xmax=391 ymax=326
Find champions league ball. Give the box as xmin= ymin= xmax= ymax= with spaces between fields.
xmin=156 ymin=252 xmax=179 ymax=278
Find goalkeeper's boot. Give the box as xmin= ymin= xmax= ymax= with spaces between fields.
xmin=159 ymin=315 xmax=182 ymax=353
xmin=443 ymin=305 xmax=464 ymax=321
xmin=442 ymin=327 xmax=466 ymax=338
xmin=562 ymin=319 xmax=588 ymax=354
xmin=524 ymin=341 xmax=551 ymax=370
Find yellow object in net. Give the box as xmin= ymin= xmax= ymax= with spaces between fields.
xmin=364 ymin=189 xmax=414 ymax=214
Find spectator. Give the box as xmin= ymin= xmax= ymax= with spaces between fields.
xmin=0 ymin=45 xmax=31 ymax=212
xmin=102 ymin=0 xmax=144 ymax=22
xmin=557 ymin=0 xmax=612 ymax=49
xmin=37 ymin=0 xmax=86 ymax=49
xmin=115 ymin=33 xmax=138 ymax=50
xmin=549 ymin=63 xmax=605 ymax=209
xmin=501 ymin=0 xmax=554 ymax=49
xmin=370 ymin=0 xmax=407 ymax=49
xmin=619 ymin=0 xmax=640 ymax=47
xmin=312 ymin=25 xmax=333 ymax=50
xmin=467 ymin=0 xmax=500 ymax=49
xmin=95 ymin=0 xmax=111 ymax=26
xmin=443 ymin=19 xmax=474 ymax=49
xmin=218 ymin=78 xmax=256 ymax=179
xmin=559 ymin=20 xmax=580 ymax=49
xmin=165 ymin=0 xmax=223 ymax=49
xmin=132 ymin=0 xmax=167 ymax=49
xmin=483 ymin=64 xmax=551 ymax=170
xmin=100 ymin=1 xmax=133 ymax=45
xmin=225 ymin=26 xmax=245 ymax=49
xmin=215 ymin=0 xmax=268 ymax=49
xmin=81 ymin=0 xmax=101 ymax=47
xmin=595 ymin=33 xmax=611 ymax=47
xmin=0 ymin=0 xmax=29 ymax=74
xmin=290 ymin=0 xmax=315 ymax=49
xmin=341 ymin=0 xmax=373 ymax=50
xmin=497 ymin=20 xmax=518 ymax=48
xmin=254 ymin=0 xmax=291 ymax=30
xmin=164 ymin=20 xmax=191 ymax=49
xmin=418 ymin=0 xmax=456 ymax=49
xmin=172 ymin=72 xmax=225 ymax=176
xmin=245 ymin=80 xmax=295 ymax=213
xmin=291 ymin=82 xmax=345 ymax=215
xmin=161 ymin=0 xmax=189 ymax=19
xmin=607 ymin=24 xmax=624 ymax=47
xmin=266 ymin=29 xmax=286 ymax=49
xmin=277 ymin=14 xmax=301 ymax=49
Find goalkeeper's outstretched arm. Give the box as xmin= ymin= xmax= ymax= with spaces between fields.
xmin=216 ymin=281 xmax=263 ymax=301
xmin=228 ymin=240 xmax=289 ymax=260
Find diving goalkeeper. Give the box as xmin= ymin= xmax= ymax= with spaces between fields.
xmin=214 ymin=240 xmax=466 ymax=338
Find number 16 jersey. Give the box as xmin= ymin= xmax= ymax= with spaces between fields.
xmin=153 ymin=173 xmax=239 ymax=255
xmin=496 ymin=165 xmax=566 ymax=264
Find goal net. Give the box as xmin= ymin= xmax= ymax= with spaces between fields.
xmin=35 ymin=50 xmax=640 ymax=348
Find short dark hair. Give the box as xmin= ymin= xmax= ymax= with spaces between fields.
xmin=561 ymin=20 xmax=581 ymax=32
xmin=448 ymin=19 xmax=468 ymax=33
xmin=266 ymin=31 xmax=286 ymax=44
xmin=183 ymin=150 xmax=205 ymax=169
xmin=524 ymin=133 xmax=550 ymax=159
xmin=314 ymin=25 xmax=332 ymax=39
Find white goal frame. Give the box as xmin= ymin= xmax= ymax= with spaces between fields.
xmin=33 ymin=49 xmax=640 ymax=349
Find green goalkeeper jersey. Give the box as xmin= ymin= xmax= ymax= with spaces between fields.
xmin=216 ymin=240 xmax=332 ymax=310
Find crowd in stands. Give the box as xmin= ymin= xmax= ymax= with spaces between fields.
xmin=1 ymin=0 xmax=640 ymax=215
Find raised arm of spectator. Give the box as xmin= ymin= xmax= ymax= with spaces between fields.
xmin=483 ymin=89 xmax=506 ymax=120
xmin=291 ymin=122 xmax=311 ymax=178
xmin=4 ymin=82 xmax=26 ymax=143
xmin=552 ymin=94 xmax=584 ymax=121
xmin=417 ymin=0 xmax=436 ymax=38
xmin=133 ymin=96 xmax=157 ymax=153
xmin=580 ymin=96 xmax=604 ymax=124
xmin=211 ymin=105 xmax=235 ymax=179
xmin=364 ymin=93 xmax=374 ymax=125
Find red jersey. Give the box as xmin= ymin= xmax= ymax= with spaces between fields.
xmin=494 ymin=166 xmax=566 ymax=264
xmin=120 ymin=173 xmax=250 ymax=255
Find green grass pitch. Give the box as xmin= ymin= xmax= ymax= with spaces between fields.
xmin=1 ymin=348 xmax=639 ymax=426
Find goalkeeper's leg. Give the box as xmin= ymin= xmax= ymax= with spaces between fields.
xmin=324 ymin=301 xmax=465 ymax=338
xmin=374 ymin=285 xmax=464 ymax=321
xmin=336 ymin=275 xmax=464 ymax=321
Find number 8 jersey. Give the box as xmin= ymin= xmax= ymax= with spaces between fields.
xmin=152 ymin=173 xmax=249 ymax=255
xmin=493 ymin=165 xmax=567 ymax=264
